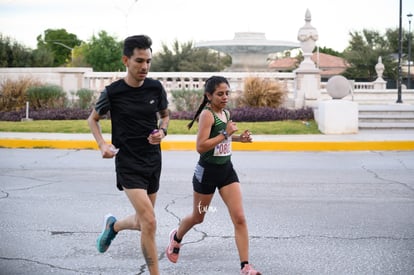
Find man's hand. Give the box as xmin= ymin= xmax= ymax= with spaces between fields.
xmin=100 ymin=143 xmax=119 ymax=158
xmin=147 ymin=129 xmax=165 ymax=145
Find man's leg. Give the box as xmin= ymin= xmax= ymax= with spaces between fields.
xmin=114 ymin=193 xmax=157 ymax=232
xmin=124 ymin=188 xmax=159 ymax=275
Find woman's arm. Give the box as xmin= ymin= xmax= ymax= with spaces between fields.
xmin=232 ymin=129 xmax=252 ymax=143
xmin=196 ymin=110 xmax=228 ymax=153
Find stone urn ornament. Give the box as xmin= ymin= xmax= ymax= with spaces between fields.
xmin=375 ymin=56 xmax=385 ymax=80
xmin=297 ymin=9 xmax=319 ymax=69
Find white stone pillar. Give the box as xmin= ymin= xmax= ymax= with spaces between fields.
xmin=294 ymin=9 xmax=321 ymax=108
xmin=317 ymin=75 xmax=359 ymax=134
xmin=318 ymin=100 xmax=358 ymax=134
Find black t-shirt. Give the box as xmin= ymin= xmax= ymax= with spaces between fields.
xmin=95 ymin=78 xmax=168 ymax=172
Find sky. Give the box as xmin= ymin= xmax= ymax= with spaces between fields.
xmin=1 ymin=0 xmax=414 ymax=54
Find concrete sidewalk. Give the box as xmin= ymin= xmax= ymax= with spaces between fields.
xmin=1 ymin=130 xmax=414 ymax=151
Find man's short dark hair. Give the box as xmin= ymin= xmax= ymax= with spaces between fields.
xmin=123 ymin=35 xmax=152 ymax=57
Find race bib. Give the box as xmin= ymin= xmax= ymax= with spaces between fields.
xmin=213 ymin=137 xmax=232 ymax=156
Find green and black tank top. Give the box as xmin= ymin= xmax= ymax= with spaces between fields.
xmin=199 ymin=107 xmax=232 ymax=165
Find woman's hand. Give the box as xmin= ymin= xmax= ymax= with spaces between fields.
xmin=226 ymin=120 xmax=238 ymax=135
xmin=240 ymin=130 xmax=252 ymax=143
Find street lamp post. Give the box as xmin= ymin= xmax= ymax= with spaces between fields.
xmin=116 ymin=0 xmax=139 ymax=38
xmin=408 ymin=13 xmax=413 ymax=89
xmin=52 ymin=41 xmax=74 ymax=64
xmin=397 ymin=0 xmax=403 ymax=103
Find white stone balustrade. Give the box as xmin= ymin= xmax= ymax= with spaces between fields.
xmin=0 ymin=68 xmax=413 ymax=108
xmin=83 ymin=71 xmax=296 ymax=93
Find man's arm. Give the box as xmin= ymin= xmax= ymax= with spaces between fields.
xmin=148 ymin=108 xmax=170 ymax=145
xmin=87 ymin=109 xmax=117 ymax=158
xmin=158 ymin=108 xmax=170 ymax=135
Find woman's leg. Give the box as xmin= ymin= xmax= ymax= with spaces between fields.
xmin=219 ymin=182 xmax=249 ymax=262
xmin=176 ymin=191 xmax=214 ymax=239
xmin=166 ymin=191 xmax=214 ymax=263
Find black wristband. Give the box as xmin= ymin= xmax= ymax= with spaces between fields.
xmin=160 ymin=128 xmax=167 ymax=136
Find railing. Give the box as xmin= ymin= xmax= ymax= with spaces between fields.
xmin=83 ymin=71 xmax=297 ymax=93
xmin=0 ymin=67 xmax=381 ymax=94
xmin=1 ymin=68 xmax=412 ymax=106
xmin=320 ymin=81 xmax=375 ymax=90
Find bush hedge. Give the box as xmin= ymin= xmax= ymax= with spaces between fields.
xmin=0 ymin=108 xmax=91 ymax=121
xmin=0 ymin=106 xmax=313 ymax=122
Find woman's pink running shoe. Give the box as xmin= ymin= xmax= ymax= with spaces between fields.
xmin=166 ymin=229 xmax=181 ymax=263
xmin=240 ymin=264 xmax=261 ymax=275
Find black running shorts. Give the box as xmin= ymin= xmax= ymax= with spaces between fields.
xmin=192 ymin=160 xmax=239 ymax=195
xmin=116 ymin=169 xmax=160 ymax=194
xmin=115 ymin=150 xmax=161 ymax=194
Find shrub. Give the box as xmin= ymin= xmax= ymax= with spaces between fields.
xmin=169 ymin=106 xmax=314 ymax=122
xmin=0 ymin=106 xmax=313 ymax=122
xmin=26 ymin=85 xmax=67 ymax=109
xmin=240 ymin=77 xmax=287 ymax=108
xmin=170 ymin=110 xmax=195 ymax=120
xmin=230 ymin=106 xmax=314 ymax=122
xmin=0 ymin=77 xmax=42 ymax=112
xmin=171 ymin=89 xmax=204 ymax=111
xmin=76 ymin=88 xmax=96 ymax=109
xmin=0 ymin=108 xmax=92 ymax=121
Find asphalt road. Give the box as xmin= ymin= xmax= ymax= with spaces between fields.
xmin=1 ymin=149 xmax=413 ymax=275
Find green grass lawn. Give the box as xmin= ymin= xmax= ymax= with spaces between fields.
xmin=0 ymin=119 xmax=321 ymax=135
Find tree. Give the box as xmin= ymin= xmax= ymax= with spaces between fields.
xmin=182 ymin=48 xmax=231 ymax=72
xmin=150 ymin=39 xmax=231 ymax=72
xmin=150 ymin=40 xmax=184 ymax=71
xmin=83 ymin=31 xmax=123 ymax=72
xmin=342 ymin=29 xmax=397 ymax=81
xmin=36 ymin=28 xmax=82 ymax=66
xmin=71 ymin=43 xmax=90 ymax=67
xmin=0 ymin=34 xmax=34 ymax=67
xmin=31 ymin=47 xmax=54 ymax=67
xmin=315 ymin=46 xmax=343 ymax=57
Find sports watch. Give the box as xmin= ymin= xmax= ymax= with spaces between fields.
xmin=219 ymin=129 xmax=228 ymax=140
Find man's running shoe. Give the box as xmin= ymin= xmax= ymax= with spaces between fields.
xmin=166 ymin=229 xmax=181 ymax=263
xmin=240 ymin=264 xmax=262 ymax=275
xmin=96 ymin=214 xmax=117 ymax=253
